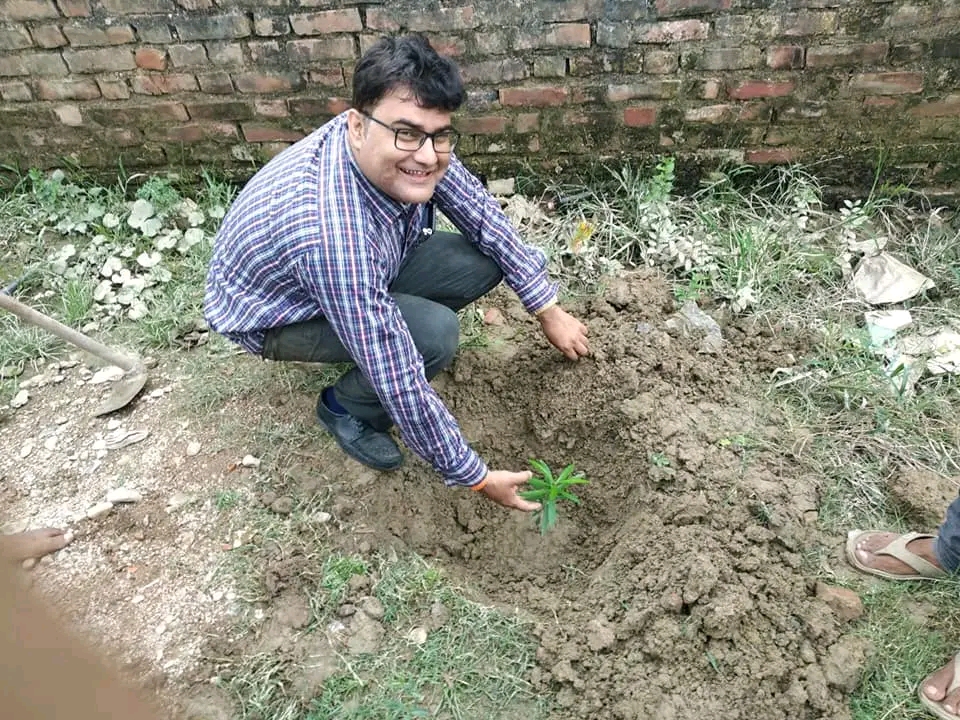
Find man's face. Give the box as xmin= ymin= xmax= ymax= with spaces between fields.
xmin=347 ymin=90 xmax=453 ymax=205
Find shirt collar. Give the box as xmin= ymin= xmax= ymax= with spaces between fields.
xmin=337 ymin=115 xmax=411 ymax=226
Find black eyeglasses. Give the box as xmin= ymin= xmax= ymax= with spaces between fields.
xmin=360 ymin=111 xmax=460 ymax=153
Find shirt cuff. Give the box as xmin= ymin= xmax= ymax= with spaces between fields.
xmin=513 ymin=274 xmax=558 ymax=315
xmin=442 ymin=448 xmax=488 ymax=488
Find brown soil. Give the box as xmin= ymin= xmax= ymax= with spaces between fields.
xmin=2 ymin=270 xmax=875 ymax=719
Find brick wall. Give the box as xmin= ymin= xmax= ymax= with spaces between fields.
xmin=1 ymin=0 xmax=959 ymax=194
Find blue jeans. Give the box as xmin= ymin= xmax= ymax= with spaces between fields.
xmin=261 ymin=231 xmax=502 ymax=431
xmin=937 ymin=495 xmax=960 ymax=572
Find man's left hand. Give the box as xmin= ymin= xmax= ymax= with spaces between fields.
xmin=538 ymin=305 xmax=589 ymax=360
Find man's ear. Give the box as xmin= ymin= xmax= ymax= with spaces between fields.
xmin=346 ymin=109 xmax=366 ymax=150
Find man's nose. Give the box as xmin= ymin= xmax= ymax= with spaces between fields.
xmin=413 ymin=137 xmax=438 ymax=164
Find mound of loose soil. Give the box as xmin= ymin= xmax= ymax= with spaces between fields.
xmin=322 ymin=270 xmax=862 ymax=719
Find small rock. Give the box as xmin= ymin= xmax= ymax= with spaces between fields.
xmin=259 ymin=491 xmax=278 ymax=507
xmin=85 ymin=501 xmax=114 ymax=519
xmin=483 ymin=308 xmax=506 ymax=326
xmin=43 ymin=437 xmax=57 ymax=451
xmin=19 ymin=443 xmax=33 ymax=459
xmin=407 ymin=626 xmax=428 ymax=645
xmin=92 ymin=439 xmax=107 ymax=451
xmin=270 ymin=496 xmax=295 ymax=515
xmin=107 ymin=488 xmax=143 ymax=504
xmin=90 ymin=366 xmax=124 ymax=384
xmin=148 ymin=388 xmax=165 ymax=399
xmin=186 ymin=441 xmax=202 ymax=456
xmin=312 ymin=511 xmax=332 ymax=524
xmin=359 ymin=597 xmax=385 ymax=620
xmin=815 ymin=583 xmax=864 ymax=622
xmin=166 ymin=493 xmax=195 ymax=511
xmin=107 ymin=419 xmax=121 ymax=431
xmin=63 ymin=530 xmax=75 ymax=544
xmin=338 ymin=604 xmax=357 ymax=617
xmin=586 ymin=619 xmax=617 ymax=652
xmin=241 ymin=454 xmax=261 ymax=468
xmin=822 ymin=636 xmax=871 ymax=691
xmin=10 ymin=390 xmax=28 ymax=408
xmin=54 ymin=416 xmax=68 ymax=425
xmin=132 ymin=594 xmax=145 ymax=604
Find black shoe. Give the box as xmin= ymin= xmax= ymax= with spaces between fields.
xmin=316 ymin=396 xmax=403 ymax=471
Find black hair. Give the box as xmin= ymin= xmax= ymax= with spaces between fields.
xmin=351 ymin=34 xmax=465 ymax=113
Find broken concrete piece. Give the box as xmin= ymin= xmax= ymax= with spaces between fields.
xmin=86 ymin=501 xmax=114 ymax=519
xmin=241 ymin=454 xmax=261 ymax=468
xmin=107 ymin=488 xmax=142 ymax=504
xmin=666 ymin=300 xmax=724 ymax=354
xmin=10 ymin=390 xmax=28 ymax=408
xmin=853 ymin=253 xmax=934 ymax=305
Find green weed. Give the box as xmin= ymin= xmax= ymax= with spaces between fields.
xmin=519 ymin=459 xmax=589 ymax=534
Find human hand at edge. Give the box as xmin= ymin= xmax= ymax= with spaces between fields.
xmin=478 ymin=470 xmax=540 ymax=512
xmin=538 ymin=305 xmax=589 ymax=360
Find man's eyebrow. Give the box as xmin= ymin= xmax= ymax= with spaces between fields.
xmin=392 ymin=118 xmax=454 ymax=133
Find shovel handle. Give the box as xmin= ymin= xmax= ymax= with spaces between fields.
xmin=0 ymin=293 xmax=139 ymax=372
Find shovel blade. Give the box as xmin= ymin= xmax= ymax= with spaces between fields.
xmin=93 ymin=367 xmax=148 ymax=416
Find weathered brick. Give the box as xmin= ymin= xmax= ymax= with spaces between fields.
xmin=306 ymin=66 xmax=344 ymax=86
xmin=424 ymin=33 xmax=466 ymax=57
xmin=515 ymin=112 xmax=540 ymax=132
xmin=863 ymin=95 xmax=898 ymax=109
xmin=786 ymin=0 xmax=841 ymax=7
xmin=241 ymin=124 xmax=304 ymax=143
xmin=461 ymin=58 xmax=528 ymax=85
xmin=197 ymin=71 xmax=233 ymax=93
xmin=0 ymin=51 xmax=68 ymax=76
xmin=104 ymin=127 xmax=142 ymax=146
xmin=730 ymin=81 xmax=795 ymax=99
xmin=368 ymin=5 xmax=478 ymax=32
xmin=909 ymin=94 xmax=960 ymax=117
xmin=536 ymin=0 xmax=602 ymax=22
xmin=534 ymin=56 xmax=567 ymax=78
xmin=807 ymin=42 xmax=887 ymax=67
xmin=287 ymin=37 xmax=355 ymax=63
xmin=607 ymin=81 xmax=675 ymax=101
xmin=289 ymin=9 xmax=362 ymax=35
xmin=130 ymin=73 xmax=198 ymax=95
xmin=52 ymin=104 xmax=83 ymax=126
xmin=287 ymin=96 xmax=348 ymax=118
xmin=132 ymin=19 xmax=172 ymax=44
xmin=254 ymin=99 xmax=287 ymax=117
xmin=148 ymin=122 xmax=237 ymax=143
xmin=645 ymin=50 xmax=678 ymax=74
xmin=850 ymin=72 xmax=923 ymax=95
xmin=0 ymin=25 xmax=32 ymax=50
xmin=169 ymin=44 xmax=208 ymax=67
xmin=175 ymin=0 xmax=212 ymax=9
xmin=0 ymin=80 xmax=32 ymax=101
xmin=638 ymin=20 xmax=709 ymax=43
xmin=890 ymin=43 xmax=924 ymax=63
xmin=234 ymin=71 xmax=301 ymax=94
xmin=63 ymin=23 xmax=135 ymax=47
xmin=746 ymin=148 xmax=797 ymax=163
xmin=207 ymin=42 xmax=244 ymax=66
xmin=684 ymin=104 xmax=734 ymax=122
xmin=248 ymin=40 xmax=283 ymax=64
xmin=31 ymin=24 xmax=68 ymax=48
xmin=500 ymin=85 xmax=568 ymax=107
xmin=173 ymin=14 xmax=251 ymax=42
xmin=701 ymin=78 xmax=721 ymax=99
xmin=932 ymin=37 xmax=960 ymax=59
xmin=655 ymin=0 xmax=730 ymax=17
xmin=99 ymin=0 xmax=172 ymax=13
xmin=767 ymin=45 xmax=804 ymax=69
xmin=254 ymin=14 xmax=289 ymax=37
xmin=135 ymin=47 xmax=167 ymax=70
xmin=596 ymin=20 xmax=631 ymax=48
xmin=56 ymin=0 xmax=90 ymax=16
xmin=459 ymin=115 xmax=509 ymax=134
xmin=518 ymin=22 xmax=590 ymax=49
xmin=62 ymin=47 xmax=135 ymax=73
xmin=623 ymin=105 xmax=657 ymax=126
xmin=86 ymin=101 xmax=188 ymax=126
xmin=781 ymin=11 xmax=838 ymax=36
xmin=714 ymin=14 xmax=781 ymax=40
xmin=96 ymin=77 xmax=128 ymax=99
xmin=36 ymin=77 xmax=99 ymax=99
xmin=475 ymin=29 xmax=514 ymax=54
xmin=701 ymin=46 xmax=762 ymax=70
xmin=2 ymin=0 xmax=58 ymax=20
xmin=187 ymin=100 xmax=255 ymax=120
xmin=884 ymin=4 xmax=934 ymax=28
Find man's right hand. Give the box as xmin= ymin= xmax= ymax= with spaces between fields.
xmin=478 ymin=470 xmax=541 ymax=511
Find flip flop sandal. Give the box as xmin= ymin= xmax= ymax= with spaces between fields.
xmin=845 ymin=530 xmax=947 ymax=581
xmin=919 ymin=652 xmax=960 ymax=720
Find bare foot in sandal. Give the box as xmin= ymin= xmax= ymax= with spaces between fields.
xmin=920 ymin=652 xmax=960 ymax=719
xmin=846 ymin=530 xmax=946 ymax=580
xmin=1 ymin=528 xmax=72 ymax=564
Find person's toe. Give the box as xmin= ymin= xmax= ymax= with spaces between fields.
xmin=923 ymin=656 xmax=957 ymax=704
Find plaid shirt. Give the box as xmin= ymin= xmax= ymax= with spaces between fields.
xmin=204 ymin=113 xmax=557 ymax=488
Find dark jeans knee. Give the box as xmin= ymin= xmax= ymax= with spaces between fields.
xmin=413 ymin=302 xmax=460 ymax=378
